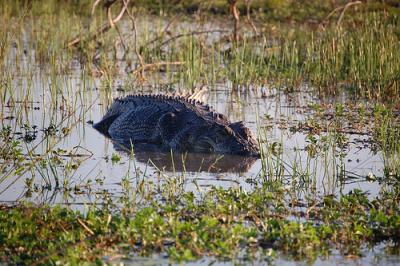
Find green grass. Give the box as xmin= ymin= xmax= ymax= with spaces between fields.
xmin=373 ymin=108 xmax=400 ymax=180
xmin=220 ymin=12 xmax=400 ymax=101
xmin=1 ymin=0 xmax=399 ymax=101
xmin=1 ymin=185 xmax=400 ymax=264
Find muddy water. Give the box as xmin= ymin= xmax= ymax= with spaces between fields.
xmin=0 ymin=68 xmax=385 ymax=206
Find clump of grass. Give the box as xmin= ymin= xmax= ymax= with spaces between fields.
xmin=304 ymin=13 xmax=400 ymax=101
xmin=373 ymin=108 xmax=400 ymax=180
xmin=222 ymin=12 xmax=400 ymax=100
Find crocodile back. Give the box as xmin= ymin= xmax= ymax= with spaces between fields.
xmin=94 ymin=94 xmax=229 ymax=134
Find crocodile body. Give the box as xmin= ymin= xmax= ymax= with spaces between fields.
xmin=93 ymin=95 xmax=260 ymax=157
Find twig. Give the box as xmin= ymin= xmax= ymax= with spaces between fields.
xmin=323 ymin=1 xmax=362 ymax=28
xmin=228 ymin=0 xmax=240 ymax=42
xmin=325 ymin=5 xmax=345 ymax=21
xmin=245 ymin=0 xmax=258 ymax=35
xmin=91 ymin=0 xmax=102 ymax=16
xmin=336 ymin=1 xmax=362 ymax=28
xmin=123 ymin=0 xmax=145 ymax=79
xmin=77 ymin=218 xmax=95 ymax=236
xmin=67 ymin=1 xmax=127 ymax=48
xmin=107 ymin=4 xmax=115 ymax=28
xmin=114 ymin=25 xmax=127 ymax=55
xmin=105 ymin=0 xmax=121 ymax=29
xmin=142 ymin=14 xmax=182 ymax=49
xmin=112 ymin=2 xmax=129 ymax=56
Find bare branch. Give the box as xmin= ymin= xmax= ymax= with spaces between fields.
xmin=107 ymin=5 xmax=115 ymax=28
xmin=323 ymin=1 xmax=363 ymax=28
xmin=122 ymin=0 xmax=145 ymax=78
xmin=91 ymin=0 xmax=102 ymax=16
xmin=67 ymin=1 xmax=127 ymax=48
xmin=245 ymin=0 xmax=258 ymax=35
xmin=337 ymin=1 xmax=362 ymax=28
xmin=228 ymin=0 xmax=240 ymax=42
xmin=142 ymin=14 xmax=182 ymax=50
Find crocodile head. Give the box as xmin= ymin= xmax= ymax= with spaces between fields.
xmin=192 ymin=121 xmax=260 ymax=157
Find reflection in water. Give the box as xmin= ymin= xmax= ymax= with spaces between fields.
xmin=112 ymin=141 xmax=258 ymax=173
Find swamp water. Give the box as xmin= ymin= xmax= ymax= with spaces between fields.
xmin=1 ymin=75 xmax=385 ymax=206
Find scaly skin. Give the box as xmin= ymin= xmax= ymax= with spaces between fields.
xmin=93 ymin=95 xmax=260 ymax=157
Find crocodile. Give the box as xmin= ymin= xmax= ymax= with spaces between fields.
xmin=93 ymin=94 xmax=260 ymax=157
